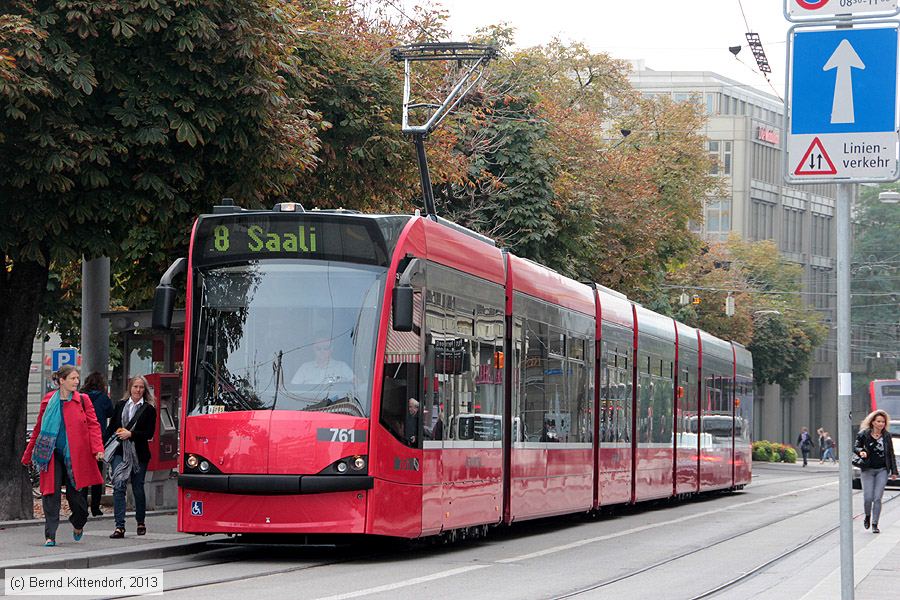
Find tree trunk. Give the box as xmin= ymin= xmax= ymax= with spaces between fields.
xmin=0 ymin=257 xmax=49 ymax=520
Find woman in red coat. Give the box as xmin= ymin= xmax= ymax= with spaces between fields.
xmin=22 ymin=365 xmax=105 ymax=546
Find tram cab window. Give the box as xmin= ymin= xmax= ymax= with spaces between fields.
xmin=381 ymin=290 xmax=423 ymax=448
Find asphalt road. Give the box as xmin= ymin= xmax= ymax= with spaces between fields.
xmin=98 ymin=463 xmax=897 ymax=600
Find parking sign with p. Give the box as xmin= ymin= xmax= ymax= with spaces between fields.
xmin=51 ymin=347 xmax=78 ymax=372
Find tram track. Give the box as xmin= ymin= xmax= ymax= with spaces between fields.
xmin=688 ymin=490 xmax=900 ymax=599
xmin=104 ymin=471 xmax=847 ymax=599
xmin=550 ymin=490 xmax=900 ymax=600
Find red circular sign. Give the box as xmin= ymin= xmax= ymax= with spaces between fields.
xmin=795 ymin=0 xmax=830 ymax=8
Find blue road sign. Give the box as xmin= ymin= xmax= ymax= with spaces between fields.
xmin=51 ymin=347 xmax=77 ymax=372
xmin=791 ymin=27 xmax=898 ymax=135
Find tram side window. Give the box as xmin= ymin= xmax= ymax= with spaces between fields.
xmin=473 ymin=303 xmax=504 ymax=442
xmin=523 ymin=319 xmax=549 ymax=442
xmin=637 ymin=356 xmax=653 ymax=444
xmin=521 ymin=319 xmax=591 ymax=443
xmin=381 ymin=290 xmax=422 ymax=448
xmin=424 ymin=288 xmax=501 ymax=443
xmin=600 ymin=347 xmax=631 ymax=444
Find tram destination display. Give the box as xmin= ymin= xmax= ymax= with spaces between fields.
xmin=194 ymin=215 xmax=389 ymax=266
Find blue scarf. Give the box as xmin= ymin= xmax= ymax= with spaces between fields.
xmin=31 ymin=391 xmax=72 ymax=473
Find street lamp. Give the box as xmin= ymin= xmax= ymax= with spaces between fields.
xmin=878 ymin=190 xmax=900 ymax=204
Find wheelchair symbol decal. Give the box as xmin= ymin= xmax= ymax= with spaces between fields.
xmin=191 ymin=500 xmax=203 ymax=516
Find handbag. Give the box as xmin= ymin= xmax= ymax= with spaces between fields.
xmin=103 ymin=402 xmax=149 ymax=463
xmin=103 ymin=436 xmax=121 ymax=463
xmin=851 ymin=454 xmax=866 ymax=468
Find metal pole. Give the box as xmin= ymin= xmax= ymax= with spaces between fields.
xmin=836 ymin=182 xmax=854 ymax=599
xmin=81 ymin=256 xmax=110 ymax=380
xmin=413 ymin=133 xmax=437 ymax=220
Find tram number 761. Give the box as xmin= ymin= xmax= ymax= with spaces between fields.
xmin=316 ymin=428 xmax=367 ymax=443
xmin=331 ymin=428 xmax=356 ymax=442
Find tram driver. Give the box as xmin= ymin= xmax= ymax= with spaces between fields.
xmin=291 ymin=336 xmax=354 ymax=387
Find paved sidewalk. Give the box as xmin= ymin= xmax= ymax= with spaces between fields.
xmin=766 ymin=458 xmax=900 ymax=599
xmin=0 ymin=510 xmax=221 ymax=577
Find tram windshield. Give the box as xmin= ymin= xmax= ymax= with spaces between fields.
xmin=875 ymin=382 xmax=900 ymax=416
xmin=189 ymin=261 xmax=385 ymax=417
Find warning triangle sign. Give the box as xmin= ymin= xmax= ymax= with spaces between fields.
xmin=794 ymin=137 xmax=837 ymax=176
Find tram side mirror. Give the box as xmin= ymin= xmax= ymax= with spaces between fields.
xmin=152 ymin=257 xmax=187 ymax=330
xmin=152 ymin=286 xmax=176 ymax=330
xmin=392 ymin=285 xmax=414 ymax=332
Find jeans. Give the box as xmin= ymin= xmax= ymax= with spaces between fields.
xmin=801 ymin=449 xmax=810 ymax=466
xmin=110 ymin=454 xmax=148 ymax=530
xmin=42 ymin=451 xmax=88 ymax=540
xmin=823 ymin=448 xmax=835 ymax=463
xmin=861 ymin=467 xmax=889 ymax=524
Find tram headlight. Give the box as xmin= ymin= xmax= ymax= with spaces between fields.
xmin=199 ymin=460 xmax=210 ymax=473
xmin=186 ymin=454 xmax=199 ymax=469
xmin=336 ymin=461 xmax=349 ymax=473
xmin=352 ymin=456 xmax=366 ymax=471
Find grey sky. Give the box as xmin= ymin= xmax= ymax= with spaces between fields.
xmin=417 ymin=0 xmax=791 ymax=98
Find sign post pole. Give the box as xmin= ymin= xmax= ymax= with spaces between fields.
xmin=836 ymin=182 xmax=854 ymax=600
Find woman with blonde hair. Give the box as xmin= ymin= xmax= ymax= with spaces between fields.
xmin=854 ymin=410 xmax=898 ymax=533
xmin=107 ymin=375 xmax=157 ymax=538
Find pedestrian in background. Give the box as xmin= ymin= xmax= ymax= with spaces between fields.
xmin=797 ymin=426 xmax=813 ymax=467
xmin=822 ymin=432 xmax=836 ymax=464
xmin=817 ymin=427 xmax=826 ymax=463
xmin=81 ymin=372 xmax=113 ymax=516
xmin=107 ymin=375 xmax=157 ymax=539
xmin=21 ymin=365 xmax=105 ymax=547
xmin=854 ymin=410 xmax=898 ymax=533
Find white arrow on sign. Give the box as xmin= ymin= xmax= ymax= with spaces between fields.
xmin=823 ymin=39 xmax=865 ymax=124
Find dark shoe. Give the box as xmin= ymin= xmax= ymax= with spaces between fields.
xmin=109 ymin=528 xmax=125 ymax=539
xmin=873 ymin=524 xmax=880 ymax=534
xmin=136 ymin=524 xmax=146 ymax=536
xmin=864 ymin=515 xmax=871 ymax=529
xmin=91 ymin=508 xmax=103 ymax=516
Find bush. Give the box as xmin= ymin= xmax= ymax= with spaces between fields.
xmin=752 ymin=440 xmax=797 ymax=463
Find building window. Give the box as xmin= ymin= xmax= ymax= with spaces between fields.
xmin=723 ymin=141 xmax=732 ymax=175
xmin=706 ymin=93 xmax=717 ymax=115
xmin=708 ymin=141 xmax=720 ymax=175
xmin=705 ymin=198 xmax=732 ymax=234
xmin=751 ymin=199 xmax=774 ymax=240
xmin=811 ymin=214 xmax=831 ymax=257
xmin=780 ymin=207 xmax=804 ymax=253
xmin=707 ymin=140 xmax=732 ymax=176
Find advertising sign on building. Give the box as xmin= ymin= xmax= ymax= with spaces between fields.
xmin=784 ymin=24 xmax=900 ymax=183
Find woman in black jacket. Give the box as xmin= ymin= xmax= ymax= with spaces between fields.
xmin=854 ymin=410 xmax=899 ymax=533
xmin=107 ymin=375 xmax=156 ymax=539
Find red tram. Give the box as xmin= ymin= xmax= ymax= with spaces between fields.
xmin=870 ymin=379 xmax=900 ymax=415
xmin=152 ymin=201 xmax=753 ymax=538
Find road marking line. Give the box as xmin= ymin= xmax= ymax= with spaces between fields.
xmin=312 ymin=565 xmax=490 ymax=600
xmin=498 ymin=481 xmax=838 ymax=563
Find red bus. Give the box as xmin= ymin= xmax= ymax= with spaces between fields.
xmin=153 ymin=201 xmax=752 ymax=538
xmin=870 ymin=379 xmax=900 ymax=416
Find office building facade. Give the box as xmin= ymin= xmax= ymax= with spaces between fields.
xmin=629 ymin=64 xmax=849 ymax=445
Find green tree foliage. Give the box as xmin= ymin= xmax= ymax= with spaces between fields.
xmin=853 ymin=184 xmax=900 ymax=373
xmin=433 ymin=34 xmax=711 ymax=295
xmin=667 ymin=236 xmax=827 ymax=394
xmin=0 ymin=0 xmax=322 ymax=519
